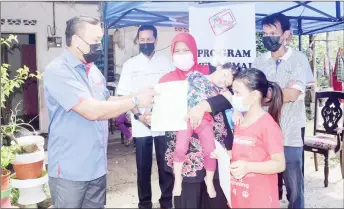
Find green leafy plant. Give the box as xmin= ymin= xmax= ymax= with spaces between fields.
xmin=10 ymin=188 xmax=19 ymax=205
xmin=1 ymin=35 xmax=42 ymax=143
xmin=0 ymin=145 xmax=18 ymax=169
xmin=1 ymin=35 xmax=42 ymax=108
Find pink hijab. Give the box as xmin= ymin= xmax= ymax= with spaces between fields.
xmin=159 ymin=33 xmax=209 ymax=83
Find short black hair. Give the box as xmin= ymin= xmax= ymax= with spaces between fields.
xmin=136 ymin=25 xmax=158 ymax=40
xmin=65 ymin=15 xmax=100 ymax=46
xmin=261 ymin=13 xmax=291 ymax=33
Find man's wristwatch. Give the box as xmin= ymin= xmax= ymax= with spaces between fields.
xmin=134 ymin=113 xmax=142 ymax=120
xmin=132 ymin=96 xmax=140 ymax=107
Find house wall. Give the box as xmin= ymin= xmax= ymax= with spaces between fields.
xmin=1 ymin=2 xmax=100 ymax=132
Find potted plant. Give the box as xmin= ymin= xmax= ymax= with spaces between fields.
xmin=1 ymin=146 xmax=16 ymax=191
xmin=12 ymin=142 xmax=45 ymax=180
xmin=1 ymin=34 xmax=43 ymax=206
xmin=1 ymin=35 xmax=42 ymax=145
xmin=1 ymin=145 xmax=17 ymax=208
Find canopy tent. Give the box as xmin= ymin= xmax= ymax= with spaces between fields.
xmin=102 ymin=1 xmax=344 ymax=80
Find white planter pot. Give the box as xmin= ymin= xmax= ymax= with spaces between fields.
xmin=11 ymin=136 xmax=45 ymax=165
xmin=12 ymin=135 xmax=44 ymax=150
xmin=10 ymin=172 xmax=48 ymax=205
xmin=12 ymin=150 xmax=45 ymax=165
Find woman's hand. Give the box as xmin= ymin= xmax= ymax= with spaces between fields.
xmin=210 ymin=150 xmax=219 ymax=159
xmin=187 ymin=104 xmax=206 ymax=129
xmin=211 ymin=150 xmax=232 ymax=159
xmin=227 ymin=150 xmax=232 ymax=159
xmin=230 ymin=160 xmax=249 ymax=179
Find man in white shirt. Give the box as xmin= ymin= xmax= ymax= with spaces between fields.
xmin=117 ymin=25 xmax=174 ymax=209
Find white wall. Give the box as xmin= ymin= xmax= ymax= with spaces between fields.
xmin=111 ymin=27 xmax=186 ymax=74
xmin=1 ymin=2 xmax=100 ymax=132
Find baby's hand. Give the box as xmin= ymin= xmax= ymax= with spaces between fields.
xmin=232 ymin=111 xmax=243 ymax=125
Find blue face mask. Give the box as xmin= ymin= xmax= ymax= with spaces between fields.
xmin=231 ymin=95 xmax=249 ymax=113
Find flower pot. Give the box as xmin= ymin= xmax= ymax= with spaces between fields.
xmin=11 ymin=171 xmax=48 ymax=205
xmin=12 ymin=149 xmax=45 ymax=180
xmin=1 ymin=186 xmax=12 ymax=208
xmin=0 ymin=196 xmax=11 ymax=208
xmin=13 ymin=160 xmax=43 ymax=180
xmin=1 ymin=169 xmax=11 ymax=191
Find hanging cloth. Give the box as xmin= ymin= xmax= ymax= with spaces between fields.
xmin=335 ymin=49 xmax=344 ymax=82
xmin=332 ymin=48 xmax=343 ymax=92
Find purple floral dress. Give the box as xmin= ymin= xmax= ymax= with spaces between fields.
xmin=186 ymin=71 xmax=223 ymax=109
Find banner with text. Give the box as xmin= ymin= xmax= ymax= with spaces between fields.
xmin=189 ymin=3 xmax=256 ymax=69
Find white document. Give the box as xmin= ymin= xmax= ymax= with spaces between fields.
xmin=151 ymin=81 xmax=188 ymax=132
xmin=215 ymin=140 xmax=231 ymax=207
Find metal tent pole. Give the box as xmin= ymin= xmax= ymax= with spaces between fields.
xmin=103 ymin=2 xmax=109 ymax=84
xmin=298 ymin=18 xmax=303 ymax=51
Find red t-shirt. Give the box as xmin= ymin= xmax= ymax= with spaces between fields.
xmin=231 ymin=113 xmax=284 ymax=208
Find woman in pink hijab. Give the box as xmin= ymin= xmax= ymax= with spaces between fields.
xmin=159 ymin=33 xmax=235 ymax=208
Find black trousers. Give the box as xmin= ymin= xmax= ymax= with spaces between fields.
xmin=135 ymin=136 xmax=174 ymax=209
xmin=278 ymin=127 xmax=305 ymax=200
xmin=174 ymin=179 xmax=229 ymax=209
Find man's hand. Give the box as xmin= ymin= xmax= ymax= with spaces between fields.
xmin=287 ymin=80 xmax=297 ymax=88
xmin=282 ymin=88 xmax=301 ymax=103
xmin=140 ymin=111 xmax=152 ymax=126
xmin=136 ymin=86 xmax=155 ymax=108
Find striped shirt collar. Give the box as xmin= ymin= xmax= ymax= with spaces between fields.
xmin=266 ymin=46 xmax=293 ymax=61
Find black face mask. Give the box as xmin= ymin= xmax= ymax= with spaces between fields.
xmin=139 ymin=43 xmax=155 ymax=56
xmin=77 ymin=36 xmax=103 ymax=63
xmin=262 ymin=36 xmax=282 ymax=52
xmin=82 ymin=43 xmax=103 ymax=63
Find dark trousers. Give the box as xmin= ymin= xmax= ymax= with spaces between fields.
xmin=278 ymin=128 xmax=305 ymax=208
xmin=174 ymin=179 xmax=229 ymax=209
xmin=49 ymin=175 xmax=106 ymax=208
xmin=135 ymin=135 xmax=174 ymax=209
xmin=278 ymin=127 xmax=305 ymax=201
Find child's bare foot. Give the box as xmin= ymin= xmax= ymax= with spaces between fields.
xmin=173 ymin=178 xmax=182 ymax=196
xmin=204 ymin=177 xmax=217 ymax=198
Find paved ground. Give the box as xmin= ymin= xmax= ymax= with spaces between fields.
xmin=39 ymin=122 xmax=343 ymax=209
xmin=105 ymin=122 xmax=344 ymax=208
